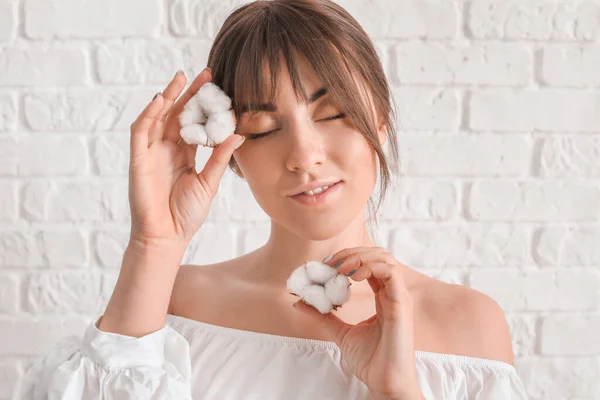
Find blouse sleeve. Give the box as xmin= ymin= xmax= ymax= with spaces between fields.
xmin=11 ymin=315 xmax=193 ymax=400
xmin=417 ymin=358 xmax=529 ymax=400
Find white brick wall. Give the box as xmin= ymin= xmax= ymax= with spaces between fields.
xmin=0 ymin=0 xmax=599 ymax=398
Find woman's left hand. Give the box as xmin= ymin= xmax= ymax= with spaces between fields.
xmin=292 ymin=247 xmax=424 ymax=400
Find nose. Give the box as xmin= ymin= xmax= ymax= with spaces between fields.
xmin=284 ymin=116 xmax=326 ymax=173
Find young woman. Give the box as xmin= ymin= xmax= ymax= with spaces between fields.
xmin=13 ymin=1 xmax=528 ymax=399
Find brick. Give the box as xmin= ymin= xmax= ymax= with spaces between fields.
xmin=390 ymin=223 xmax=530 ymax=267
xmin=0 ymin=360 xmax=21 ymax=399
xmin=0 ymin=273 xmax=19 ymax=313
xmin=0 ymin=45 xmax=87 ymax=86
xmin=22 ymin=180 xmax=129 ymax=222
xmin=468 ymin=180 xmax=600 ymax=221
xmin=24 ymin=90 xmax=129 ymax=132
xmin=96 ymin=42 xmax=141 ymax=85
xmin=378 ymin=180 xmax=458 ymax=220
xmin=540 ymin=314 xmax=600 ymax=355
xmin=469 ymin=91 xmax=600 ymax=132
xmin=94 ymin=230 xmax=129 ymax=268
xmin=93 ymin=135 xmax=128 ymax=176
xmin=25 ymin=271 xmax=104 ymax=313
xmin=0 ymin=181 xmax=17 ymax=222
xmin=469 ymin=269 xmax=600 ymax=311
xmin=506 ymin=314 xmax=537 ymax=357
xmin=396 ymin=42 xmax=531 ymax=85
xmin=538 ymin=136 xmax=600 ymax=177
xmin=0 ymin=1 xmax=16 ymax=42
xmin=0 ymin=136 xmax=17 ymax=175
xmin=534 ymin=226 xmax=600 ymax=266
xmin=17 ymin=137 xmax=88 ymax=176
xmin=392 ymin=88 xmax=460 ymax=131
xmin=0 ymin=92 xmax=17 ymax=132
xmin=41 ymin=230 xmax=88 ymax=268
xmin=0 ymin=316 xmax=90 ymax=355
xmin=516 ymin=356 xmax=600 ymax=398
xmin=398 ymin=133 xmax=531 ymax=176
xmin=542 ymin=45 xmax=600 ymax=87
xmin=183 ymin=223 xmax=236 ymax=265
xmin=468 ymin=1 xmax=600 ymax=41
xmin=0 ymin=232 xmax=44 ymax=268
xmin=24 ymin=0 xmax=161 ymax=39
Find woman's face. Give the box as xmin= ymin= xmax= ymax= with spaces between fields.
xmin=232 ymin=57 xmax=386 ymax=240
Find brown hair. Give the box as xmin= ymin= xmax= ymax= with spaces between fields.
xmin=207 ymin=0 xmax=400 ymax=226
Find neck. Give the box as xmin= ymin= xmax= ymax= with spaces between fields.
xmin=244 ymin=210 xmax=378 ymax=294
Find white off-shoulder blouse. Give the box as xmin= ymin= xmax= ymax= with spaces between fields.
xmin=12 ymin=313 xmax=529 ymax=399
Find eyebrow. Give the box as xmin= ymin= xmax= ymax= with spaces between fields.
xmin=238 ymin=87 xmax=328 ymax=115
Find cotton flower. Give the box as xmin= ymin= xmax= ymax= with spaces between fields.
xmin=178 ymin=82 xmax=236 ymax=147
xmin=286 ymin=261 xmax=352 ymax=314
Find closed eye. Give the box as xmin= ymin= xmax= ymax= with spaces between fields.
xmin=247 ymin=113 xmax=346 ymax=140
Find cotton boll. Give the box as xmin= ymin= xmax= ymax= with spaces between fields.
xmin=196 ymin=82 xmax=232 ymax=114
xmin=301 ymin=285 xmax=333 ymax=314
xmin=287 ymin=261 xmax=352 ymax=314
xmin=305 ymin=261 xmax=338 ymax=285
xmin=324 ymin=274 xmax=352 ymax=306
xmin=179 ymin=96 xmax=207 ymax=127
xmin=180 ymin=124 xmax=210 ymax=147
xmin=286 ymin=265 xmax=312 ymax=297
xmin=204 ymin=110 xmax=236 ymax=145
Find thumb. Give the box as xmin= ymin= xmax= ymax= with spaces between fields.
xmin=197 ymin=134 xmax=245 ymax=195
xmin=293 ymin=300 xmax=351 ymax=343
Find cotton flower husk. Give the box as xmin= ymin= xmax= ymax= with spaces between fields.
xmin=286 ymin=261 xmax=352 ymax=314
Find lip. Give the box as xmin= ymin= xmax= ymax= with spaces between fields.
xmin=289 ymin=181 xmax=342 ymax=206
xmin=287 ymin=180 xmax=343 ymax=197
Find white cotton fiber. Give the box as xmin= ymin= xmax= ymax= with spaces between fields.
xmin=180 ymin=124 xmax=210 ymax=147
xmin=178 ymin=81 xmax=236 ymax=147
xmin=178 ymin=96 xmax=207 ymax=127
xmin=286 ymin=261 xmax=352 ymax=314
xmin=301 ymin=285 xmax=333 ymax=314
xmin=305 ymin=261 xmax=338 ymax=285
xmin=287 ymin=265 xmax=312 ymax=296
xmin=195 ymin=82 xmax=232 ymax=114
xmin=324 ymin=274 xmax=352 ymax=306
xmin=205 ymin=110 xmax=237 ymax=144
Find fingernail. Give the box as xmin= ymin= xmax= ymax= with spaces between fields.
xmin=322 ymin=255 xmax=333 ymax=263
xmin=333 ymin=260 xmax=344 ymax=269
xmin=347 ymin=269 xmax=357 ymax=277
xmin=204 ymin=67 xmax=212 ymax=74
xmin=234 ymin=136 xmax=245 ymax=149
xmin=152 ymin=92 xmax=161 ymax=101
xmin=175 ymin=70 xmax=185 ymax=77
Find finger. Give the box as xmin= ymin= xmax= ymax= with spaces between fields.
xmin=147 ymin=71 xmax=188 ymax=145
xmin=332 ymin=249 xmax=394 ymax=276
xmin=196 ymin=134 xmax=245 ymax=196
xmin=130 ymin=93 xmax=165 ymax=156
xmin=351 ymin=262 xmax=409 ymax=305
xmin=164 ymin=68 xmax=212 ymax=142
xmin=324 ymin=246 xmax=386 ymax=268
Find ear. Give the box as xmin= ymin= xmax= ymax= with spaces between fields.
xmin=377 ymin=119 xmax=388 ymax=147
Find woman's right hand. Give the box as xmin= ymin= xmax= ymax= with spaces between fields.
xmin=127 ymin=68 xmax=244 ymax=252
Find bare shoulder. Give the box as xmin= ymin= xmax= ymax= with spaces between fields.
xmin=167 ymin=262 xmax=226 ymax=315
xmin=422 ymin=279 xmax=515 ymax=366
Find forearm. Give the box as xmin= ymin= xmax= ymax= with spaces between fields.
xmin=97 ymin=241 xmax=185 ymax=337
xmin=369 ymin=387 xmax=426 ymax=400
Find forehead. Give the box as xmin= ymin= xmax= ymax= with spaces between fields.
xmin=237 ymin=55 xmax=326 ymax=117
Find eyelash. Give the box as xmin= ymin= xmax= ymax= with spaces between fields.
xmin=247 ymin=113 xmax=346 ymax=140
